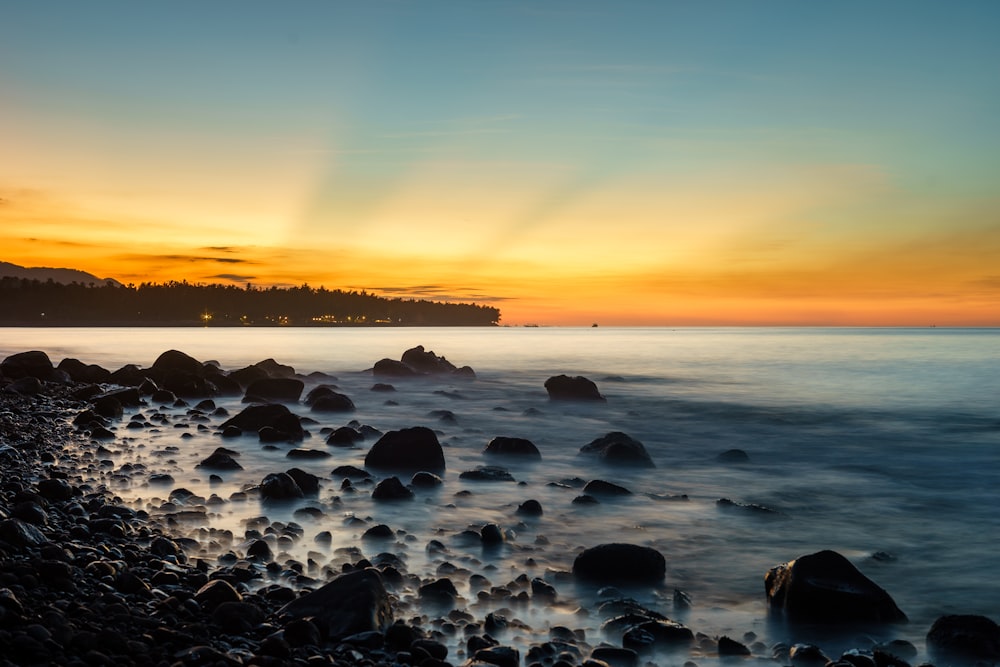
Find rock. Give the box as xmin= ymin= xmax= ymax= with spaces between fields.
xmin=580 ymin=432 xmax=655 ymax=468
xmin=516 ymin=499 xmax=543 ymax=516
xmin=220 ymin=403 xmax=303 ymax=441
xmin=764 ymin=550 xmax=907 ymax=623
xmin=310 ymin=392 xmax=356 ymax=413
xmin=278 ymin=568 xmax=392 ymax=639
xmin=411 ymin=471 xmax=443 ymax=487
xmin=473 ymin=645 xmax=520 ymax=667
xmin=58 ymin=358 xmax=111 ymax=383
xmin=418 ymin=577 xmax=459 ymax=604
xmin=926 ymin=614 xmax=1000 ymax=661
xmin=194 ymin=578 xmax=242 ymax=611
xmin=459 ymin=465 xmax=515 ymax=482
xmin=1 ymin=350 xmax=59 ymax=381
xmin=245 ymin=377 xmax=304 ymax=402
xmin=259 ymin=472 xmax=304 ymax=500
xmin=372 ymin=476 xmax=414 ymax=501
xmin=573 ymin=543 xmax=666 ymax=584
xmin=36 ymin=478 xmax=74 ymax=501
xmin=718 ymin=635 xmax=752 ymax=656
xmin=212 ymin=600 xmax=264 ymax=634
xmin=198 ymin=449 xmax=243 ymax=470
xmin=544 ymin=374 xmax=605 ymax=401
xmin=151 ymin=349 xmax=205 ymax=376
xmin=483 ymin=436 xmax=541 ymax=459
xmin=327 ymin=426 xmax=364 ymax=446
xmin=401 ymin=345 xmax=458 ymax=374
xmin=246 ymin=538 xmax=273 ymax=561
xmin=372 ymin=359 xmax=417 ymax=377
xmin=0 ymin=518 xmax=48 ymax=547
xmin=287 ymin=448 xmax=330 ymax=460
xmin=582 ymin=479 xmax=631 ymax=495
xmin=4 ymin=377 xmax=43 ymax=395
xmin=371 ymin=383 xmax=396 ymax=392
xmin=364 ymin=426 xmax=446 ymax=473
xmin=591 ymin=646 xmax=639 ymax=667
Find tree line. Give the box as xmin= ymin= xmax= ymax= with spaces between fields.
xmin=0 ymin=278 xmax=501 ymax=326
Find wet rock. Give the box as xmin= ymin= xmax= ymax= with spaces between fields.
xmin=411 ymin=471 xmax=443 ymax=487
xmin=278 ymin=568 xmax=392 ymax=639
xmin=418 ymin=577 xmax=459 ymax=605
xmin=221 ymin=403 xmax=303 ymax=442
xmin=194 ymin=578 xmax=242 ymax=611
xmin=473 ymin=644 xmax=520 ymax=667
xmin=4 ymin=376 xmax=43 ymax=395
xmin=371 ymin=383 xmax=396 ymax=392
xmin=789 ymin=643 xmax=829 ymax=666
xmin=516 ymin=499 xmax=543 ymax=516
xmin=372 ymin=358 xmax=417 ymax=377
xmin=245 ymin=377 xmax=304 ymax=403
xmin=37 ymin=477 xmax=74 ymax=501
xmin=198 ymin=449 xmax=243 ymax=470
xmin=212 ymin=600 xmax=264 ymax=634
xmin=92 ymin=395 xmax=124 ymax=419
xmin=717 ymin=497 xmax=780 ymax=515
xmin=152 ymin=349 xmax=205 ymax=376
xmin=765 ymin=550 xmax=907 ymax=623
xmin=365 ymin=426 xmax=446 ymax=473
xmin=483 ymin=436 xmax=542 ymax=460
xmin=1 ymin=350 xmax=60 ymax=381
xmin=545 ymin=374 xmax=605 ymax=401
xmin=580 ymin=432 xmax=655 ymax=468
xmin=246 ymin=538 xmax=273 ymax=561
xmin=718 ymin=635 xmax=752 ymax=656
xmin=327 ymin=426 xmax=364 ymax=446
xmin=310 ymin=392 xmax=356 ymax=413
xmin=259 ymin=472 xmax=305 ymax=500
xmin=591 ymin=645 xmax=639 ymax=667
xmin=58 ymin=358 xmax=111 ymax=383
xmin=332 ymin=465 xmax=373 ymax=481
xmin=459 ymin=465 xmax=515 ymax=482
xmin=286 ymin=448 xmax=330 ymax=460
xmin=372 ymin=476 xmax=414 ymax=501
xmin=0 ymin=517 xmax=48 ymax=547
xmin=573 ymin=543 xmax=666 ymax=584
xmin=926 ymin=614 xmax=1000 ymax=661
xmin=582 ymin=479 xmax=631 ymax=495
xmin=401 ymin=345 xmax=458 ymax=374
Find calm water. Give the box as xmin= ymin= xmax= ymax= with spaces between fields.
xmin=2 ymin=327 xmax=998 ymax=662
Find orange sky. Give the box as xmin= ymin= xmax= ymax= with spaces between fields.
xmin=3 ymin=3 xmax=999 ymax=326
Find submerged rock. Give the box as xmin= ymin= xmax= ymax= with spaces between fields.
xmin=364 ymin=426 xmax=446 ymax=473
xmin=765 ymin=550 xmax=907 ymax=623
xmin=573 ymin=543 xmax=666 ymax=584
xmin=544 ymin=374 xmax=605 ymax=401
xmin=483 ymin=436 xmax=542 ymax=460
xmin=926 ymin=614 xmax=1000 ymax=661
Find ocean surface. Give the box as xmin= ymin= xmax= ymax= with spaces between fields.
xmin=2 ymin=326 xmax=998 ymax=662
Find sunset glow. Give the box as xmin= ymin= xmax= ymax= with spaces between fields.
xmin=3 ymin=2 xmax=999 ymax=325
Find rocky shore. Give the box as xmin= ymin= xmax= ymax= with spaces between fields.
xmin=0 ymin=348 xmax=998 ymax=667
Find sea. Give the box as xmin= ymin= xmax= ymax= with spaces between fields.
xmin=1 ymin=326 xmax=998 ymax=663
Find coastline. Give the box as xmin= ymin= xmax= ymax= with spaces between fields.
xmin=0 ymin=347 xmax=997 ymax=666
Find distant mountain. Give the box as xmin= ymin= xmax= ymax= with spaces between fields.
xmin=0 ymin=261 xmax=121 ymax=286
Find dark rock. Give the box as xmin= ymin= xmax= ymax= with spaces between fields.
xmin=286 ymin=448 xmax=330 ymax=460
xmin=765 ymin=550 xmax=907 ymax=623
xmin=545 ymin=374 xmax=605 ymax=401
xmin=37 ymin=477 xmax=74 ymax=501
xmin=286 ymin=468 xmax=320 ymax=495
xmin=372 ymin=476 xmax=414 ymax=501
xmin=573 ymin=543 xmax=666 ymax=584
xmin=278 ymin=568 xmax=392 ymax=639
xmin=0 ymin=518 xmax=47 ymax=547
xmin=401 ymin=345 xmax=458 ymax=374
xmin=245 ymin=377 xmax=304 ymax=402
xmin=198 ymin=449 xmax=243 ymax=470
xmin=1 ymin=350 xmax=59 ymax=381
xmin=212 ymin=600 xmax=263 ymax=634
xmin=150 ymin=389 xmax=177 ymax=404
xmin=310 ymin=392 xmax=356 ymax=413
xmin=372 ymin=358 xmax=417 ymax=377
xmin=583 ymin=479 xmax=632 ymax=495
xmin=92 ymin=396 xmax=124 ymax=420
xmin=220 ymin=403 xmax=303 ymax=442
xmin=246 ymin=538 xmax=273 ymax=561
xmin=418 ymin=577 xmax=459 ymax=604
xmin=580 ymin=431 xmax=655 ymax=468
xmin=194 ymin=578 xmax=242 ymax=611
xmin=259 ymin=472 xmax=304 ymax=500
xmin=926 ymin=614 xmax=1000 ymax=661
xmin=304 ymin=384 xmax=338 ymax=405
xmin=411 ymin=471 xmax=443 ymax=487
xmin=474 ymin=645 xmax=520 ymax=667
xmin=151 ymin=349 xmax=204 ymax=376
xmin=327 ymin=426 xmax=364 ymax=446
xmin=480 ymin=523 xmax=504 ymax=544
xmin=483 ymin=436 xmax=542 ymax=459
xmin=332 ymin=465 xmax=373 ymax=481
xmin=591 ymin=646 xmax=639 ymax=667
xmin=516 ymin=499 xmax=543 ymax=516
xmin=98 ymin=387 xmax=142 ymax=407
xmin=108 ymin=364 xmax=148 ymax=386
xmin=58 ymin=358 xmax=111 ymax=383
xmin=365 ymin=426 xmax=446 ymax=473
xmin=362 ymin=524 xmax=394 ymax=540
xmin=4 ymin=376 xmax=43 ymax=395
xmin=371 ymin=383 xmax=396 ymax=392
xmin=459 ymin=465 xmax=516 ymax=482
xmin=718 ymin=635 xmax=752 ymax=656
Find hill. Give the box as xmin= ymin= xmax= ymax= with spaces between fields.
xmin=0 ymin=261 xmax=121 ymax=286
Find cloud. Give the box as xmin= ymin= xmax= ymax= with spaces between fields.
xmin=117 ymin=253 xmax=254 ymax=264
xmin=205 ymin=273 xmax=257 ymax=283
xmin=369 ymin=284 xmax=510 ymax=303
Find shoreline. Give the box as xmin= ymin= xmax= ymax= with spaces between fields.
xmin=0 ymin=349 xmax=996 ymax=666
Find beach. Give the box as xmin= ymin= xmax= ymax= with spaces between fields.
xmin=0 ymin=330 xmax=998 ymax=666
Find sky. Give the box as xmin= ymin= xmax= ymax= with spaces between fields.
xmin=2 ymin=1 xmax=999 ymax=326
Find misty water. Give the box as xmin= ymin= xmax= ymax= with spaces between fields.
xmin=2 ymin=327 xmax=998 ymax=664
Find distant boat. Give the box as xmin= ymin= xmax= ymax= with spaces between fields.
xmin=592 ymin=323 xmax=598 ymax=328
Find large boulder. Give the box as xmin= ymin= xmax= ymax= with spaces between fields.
xmin=259 ymin=472 xmax=304 ymax=500
xmin=310 ymin=392 xmax=356 ymax=413
xmin=400 ymin=345 xmax=457 ymax=374
xmin=151 ymin=349 xmax=205 ymax=377
xmin=278 ymin=568 xmax=392 ymax=639
xmin=580 ymin=432 xmax=655 ymax=468
xmin=926 ymin=615 xmax=1000 ymax=662
xmin=1 ymin=351 xmax=61 ymax=382
xmin=57 ymin=358 xmax=111 ymax=383
xmin=220 ymin=404 xmax=303 ymax=441
xmin=364 ymin=426 xmax=446 ymax=473
xmin=573 ymin=543 xmax=666 ymax=584
xmin=244 ymin=377 xmax=304 ymax=403
xmin=483 ymin=436 xmax=541 ymax=460
xmin=764 ymin=550 xmax=907 ymax=624
xmin=545 ymin=375 xmax=605 ymax=401
xmin=372 ymin=358 xmax=417 ymax=377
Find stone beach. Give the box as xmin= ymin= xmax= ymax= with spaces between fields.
xmin=0 ymin=346 xmax=998 ymax=667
